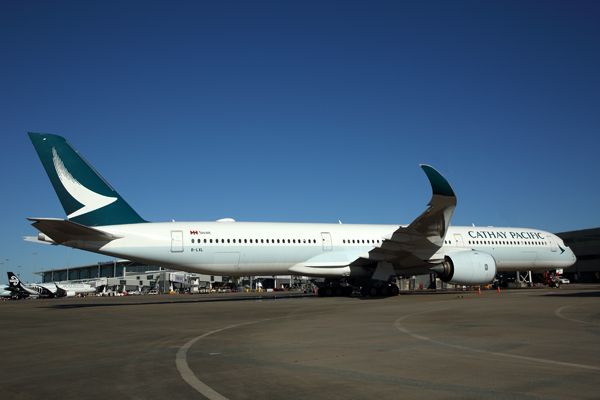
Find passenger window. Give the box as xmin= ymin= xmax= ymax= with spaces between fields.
xmin=191 ymin=239 xmax=195 ymax=243
xmin=261 ymin=239 xmax=264 ymax=243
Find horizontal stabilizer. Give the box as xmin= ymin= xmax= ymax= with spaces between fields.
xmin=27 ymin=218 xmax=121 ymax=245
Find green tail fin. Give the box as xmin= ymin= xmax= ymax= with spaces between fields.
xmin=28 ymin=132 xmax=147 ymax=226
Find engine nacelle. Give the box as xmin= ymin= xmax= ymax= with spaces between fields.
xmin=65 ymin=290 xmax=76 ymax=297
xmin=432 ymin=251 xmax=496 ymax=286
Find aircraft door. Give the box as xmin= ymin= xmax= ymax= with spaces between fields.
xmin=453 ymin=233 xmax=464 ymax=247
xmin=321 ymin=232 xmax=332 ymax=251
xmin=171 ymin=231 xmax=184 ymax=252
xmin=548 ymin=235 xmax=557 ymax=252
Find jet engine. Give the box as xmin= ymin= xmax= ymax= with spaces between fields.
xmin=431 ymin=251 xmax=496 ymax=286
xmin=65 ymin=290 xmax=76 ymax=297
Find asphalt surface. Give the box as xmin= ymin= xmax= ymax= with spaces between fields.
xmin=1 ymin=285 xmax=599 ymax=399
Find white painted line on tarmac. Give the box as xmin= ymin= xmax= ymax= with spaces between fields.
xmin=395 ymin=308 xmax=600 ymax=371
xmin=555 ymin=302 xmax=600 ymax=326
xmin=176 ymin=309 xmax=331 ymax=398
xmin=176 ymin=319 xmax=265 ymax=400
xmin=176 ymin=328 xmax=231 ymax=400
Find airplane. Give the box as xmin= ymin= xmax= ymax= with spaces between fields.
xmin=5 ymin=272 xmax=55 ymax=299
xmin=1 ymin=284 xmax=12 ymax=299
xmin=24 ymin=132 xmax=576 ymax=297
xmin=4 ymin=272 xmax=96 ymax=298
xmin=53 ymin=282 xmax=96 ymax=297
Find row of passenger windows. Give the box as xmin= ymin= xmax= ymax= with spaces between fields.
xmin=192 ymin=238 xmax=317 ymax=244
xmin=191 ymin=238 xmax=382 ymax=245
xmin=193 ymin=238 xmax=547 ymax=246
xmin=466 ymin=240 xmax=547 ymax=246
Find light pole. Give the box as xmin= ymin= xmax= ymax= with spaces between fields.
xmin=33 ymin=253 xmax=37 ymax=283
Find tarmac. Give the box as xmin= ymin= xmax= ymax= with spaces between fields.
xmin=1 ymin=285 xmax=599 ymax=399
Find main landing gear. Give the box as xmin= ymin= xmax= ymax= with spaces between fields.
xmin=315 ymin=283 xmax=400 ymax=297
xmin=317 ymin=286 xmax=354 ymax=297
xmin=359 ymin=283 xmax=399 ymax=297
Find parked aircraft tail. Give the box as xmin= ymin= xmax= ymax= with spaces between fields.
xmin=28 ymin=133 xmax=147 ymax=226
xmin=7 ymin=272 xmax=23 ymax=289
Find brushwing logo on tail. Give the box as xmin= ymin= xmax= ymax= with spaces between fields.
xmin=52 ymin=148 xmax=117 ymax=218
xmin=9 ymin=275 xmax=19 ymax=286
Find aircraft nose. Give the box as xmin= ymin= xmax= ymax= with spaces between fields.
xmin=567 ymin=247 xmax=577 ymax=265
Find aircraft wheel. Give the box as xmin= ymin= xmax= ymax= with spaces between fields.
xmin=334 ymin=286 xmax=343 ymax=296
xmin=390 ymin=285 xmax=399 ymax=296
xmin=324 ymin=287 xmax=334 ymax=297
xmin=360 ymin=286 xmax=369 ymax=297
xmin=368 ymin=286 xmax=379 ymax=297
xmin=379 ymin=285 xmax=389 ymax=296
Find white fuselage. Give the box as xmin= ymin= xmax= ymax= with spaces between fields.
xmin=65 ymin=221 xmax=576 ymax=276
xmin=50 ymin=283 xmax=96 ymax=296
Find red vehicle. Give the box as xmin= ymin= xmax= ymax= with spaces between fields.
xmin=542 ymin=272 xmax=561 ymax=288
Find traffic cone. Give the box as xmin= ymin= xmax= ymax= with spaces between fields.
xmin=478 ymin=288 xmax=481 ymax=294
xmin=497 ymin=286 xmax=501 ymax=293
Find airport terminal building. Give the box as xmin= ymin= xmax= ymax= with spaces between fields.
xmin=38 ymin=260 xmax=221 ymax=294
xmin=556 ymin=227 xmax=600 ymax=282
xmin=37 ymin=260 xmax=304 ymax=294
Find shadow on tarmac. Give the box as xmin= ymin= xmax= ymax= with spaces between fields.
xmin=543 ymin=290 xmax=600 ymax=298
xmin=39 ymin=293 xmax=318 ymax=309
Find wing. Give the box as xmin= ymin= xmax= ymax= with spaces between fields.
xmin=54 ymin=283 xmax=67 ymax=297
xmin=351 ymin=165 xmax=456 ymax=272
xmin=27 ymin=218 xmax=122 ymax=245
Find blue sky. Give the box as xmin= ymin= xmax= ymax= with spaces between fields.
xmin=1 ymin=1 xmax=599 ymax=284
